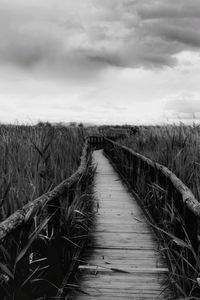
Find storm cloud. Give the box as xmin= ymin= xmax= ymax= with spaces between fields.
xmin=0 ymin=0 xmax=199 ymax=124
xmin=0 ymin=0 xmax=200 ymax=79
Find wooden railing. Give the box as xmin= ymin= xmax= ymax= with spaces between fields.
xmin=88 ymin=136 xmax=104 ymax=149
xmin=1 ymin=135 xmax=200 ymax=298
xmin=103 ymin=138 xmax=200 ymax=248
xmin=101 ymin=137 xmax=200 ymax=290
xmin=88 ymin=135 xmax=126 ymax=150
xmin=90 ymin=136 xmax=200 ymax=277
xmin=0 ymin=139 xmax=93 ymax=299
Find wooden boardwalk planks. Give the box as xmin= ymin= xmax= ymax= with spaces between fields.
xmin=70 ymin=150 xmax=173 ymax=299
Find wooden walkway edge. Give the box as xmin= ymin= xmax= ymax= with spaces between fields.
xmin=69 ymin=150 xmax=173 ymax=299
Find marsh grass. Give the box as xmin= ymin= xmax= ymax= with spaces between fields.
xmin=120 ymin=124 xmax=200 ymax=200
xmin=0 ymin=123 xmax=85 ymax=221
xmin=0 ymin=184 xmax=94 ymax=299
xmin=116 ymin=124 xmax=200 ymax=298
xmin=0 ymin=156 xmax=94 ymax=300
xmin=147 ymin=188 xmax=200 ymax=298
xmin=0 ymin=123 xmax=95 ymax=299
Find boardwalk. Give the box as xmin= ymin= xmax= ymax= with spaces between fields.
xmin=70 ymin=150 xmax=172 ymax=299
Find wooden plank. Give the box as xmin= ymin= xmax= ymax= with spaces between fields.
xmin=68 ymin=296 xmax=169 ymax=300
xmin=78 ymin=265 xmax=168 ymax=273
xmin=81 ymin=249 xmax=166 ymax=269
xmin=71 ymin=150 xmax=172 ymax=299
xmin=87 ymin=232 xmax=157 ymax=250
xmin=83 ymin=248 xmax=164 ymax=260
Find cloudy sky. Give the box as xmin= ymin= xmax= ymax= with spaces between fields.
xmin=0 ymin=0 xmax=199 ymax=124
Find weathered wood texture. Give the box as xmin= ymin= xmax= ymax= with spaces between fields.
xmin=70 ymin=150 xmax=173 ymax=299
xmin=103 ymin=137 xmax=200 ymax=251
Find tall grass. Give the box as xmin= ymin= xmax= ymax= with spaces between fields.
xmin=0 ymin=123 xmax=85 ymax=221
xmin=0 ymin=124 xmax=94 ymax=299
xmin=120 ymin=124 xmax=200 ymax=200
xmin=0 ymin=168 xmax=94 ymax=299
xmin=116 ymin=124 xmax=200 ymax=298
xmin=145 ymin=183 xmax=200 ymax=298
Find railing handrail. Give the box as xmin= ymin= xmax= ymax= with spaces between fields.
xmin=0 ymin=138 xmax=90 ymax=242
xmin=104 ymin=137 xmax=200 ymax=217
xmin=1 ymin=134 xmax=199 ymax=242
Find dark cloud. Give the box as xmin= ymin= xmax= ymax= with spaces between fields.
xmin=138 ymin=1 xmax=200 ymax=20
xmin=163 ymin=27 xmax=200 ymax=48
xmin=0 ymin=0 xmax=200 ymax=79
xmin=147 ymin=21 xmax=200 ymax=49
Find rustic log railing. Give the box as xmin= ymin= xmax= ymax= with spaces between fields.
xmin=101 ymin=137 xmax=200 ymax=293
xmin=102 ymin=137 xmax=200 ymax=248
xmin=1 ymin=135 xmax=200 ymax=298
xmin=0 ymin=139 xmax=93 ymax=299
xmin=0 ymin=140 xmax=90 ymax=242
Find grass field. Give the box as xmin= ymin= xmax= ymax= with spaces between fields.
xmin=0 ymin=123 xmax=95 ymax=299
xmin=0 ymin=123 xmax=85 ymax=221
xmin=117 ymin=124 xmax=200 ymax=298
xmin=0 ymin=122 xmax=200 ymax=299
xmin=119 ymin=124 xmax=200 ymax=200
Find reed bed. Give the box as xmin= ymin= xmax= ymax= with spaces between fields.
xmin=0 ymin=123 xmax=95 ymax=299
xmin=0 ymin=165 xmax=94 ymax=299
xmin=0 ymin=123 xmax=85 ymax=221
xmin=116 ymin=124 xmax=200 ymax=298
xmin=119 ymin=124 xmax=200 ymax=200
